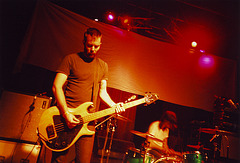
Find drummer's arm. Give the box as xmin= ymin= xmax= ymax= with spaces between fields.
xmin=162 ymin=138 xmax=170 ymax=152
xmin=163 ymin=138 xmax=182 ymax=157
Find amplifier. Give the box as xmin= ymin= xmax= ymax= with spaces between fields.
xmin=0 ymin=139 xmax=41 ymax=163
xmin=0 ymin=91 xmax=52 ymax=143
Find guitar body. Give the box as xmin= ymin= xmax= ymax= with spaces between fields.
xmin=38 ymin=92 xmax=159 ymax=152
xmin=38 ymin=102 xmax=95 ymax=152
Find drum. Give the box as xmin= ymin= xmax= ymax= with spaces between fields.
xmin=183 ymin=151 xmax=207 ymax=163
xmin=123 ymin=147 xmax=154 ymax=163
xmin=154 ymin=155 xmax=183 ymax=163
xmin=144 ymin=148 xmax=183 ymax=163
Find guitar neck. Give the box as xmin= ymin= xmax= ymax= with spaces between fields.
xmin=83 ymin=97 xmax=146 ymax=123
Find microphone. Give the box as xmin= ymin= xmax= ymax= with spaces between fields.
xmin=228 ymin=99 xmax=237 ymax=109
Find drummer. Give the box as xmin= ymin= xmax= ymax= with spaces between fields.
xmin=146 ymin=111 xmax=182 ymax=158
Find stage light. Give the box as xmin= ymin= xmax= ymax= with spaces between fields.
xmin=118 ymin=16 xmax=132 ymax=31
xmin=199 ymin=55 xmax=214 ymax=68
xmin=191 ymin=41 xmax=197 ymax=47
xmin=118 ymin=16 xmax=131 ymax=25
xmin=122 ymin=17 xmax=130 ymax=24
xmin=106 ymin=12 xmax=115 ymax=21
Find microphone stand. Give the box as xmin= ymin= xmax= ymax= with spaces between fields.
xmin=106 ymin=119 xmax=116 ymax=163
xmin=100 ymin=114 xmax=117 ymax=163
xmin=99 ymin=95 xmax=135 ymax=163
xmin=210 ymin=133 xmax=219 ymax=160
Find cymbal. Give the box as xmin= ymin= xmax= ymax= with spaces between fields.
xmin=187 ymin=145 xmax=210 ymax=151
xmin=130 ymin=130 xmax=163 ymax=142
xmin=114 ymin=114 xmax=132 ymax=122
xmin=199 ymin=128 xmax=234 ymax=136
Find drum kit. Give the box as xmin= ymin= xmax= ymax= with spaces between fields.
xmin=123 ymin=130 xmax=183 ymax=163
xmin=98 ymin=96 xmax=238 ymax=163
xmin=122 ymin=126 xmax=235 ymax=163
xmin=97 ymin=113 xmax=235 ymax=163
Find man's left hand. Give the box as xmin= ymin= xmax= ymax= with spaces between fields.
xmin=113 ymin=102 xmax=125 ymax=113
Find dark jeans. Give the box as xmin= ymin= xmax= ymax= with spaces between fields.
xmin=51 ymin=127 xmax=95 ymax=163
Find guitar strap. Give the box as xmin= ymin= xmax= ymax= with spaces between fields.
xmin=92 ymin=58 xmax=100 ymax=113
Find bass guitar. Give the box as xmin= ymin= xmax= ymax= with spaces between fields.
xmin=37 ymin=92 xmax=159 ymax=152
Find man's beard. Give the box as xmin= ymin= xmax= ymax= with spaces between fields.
xmin=84 ymin=49 xmax=96 ymax=59
xmin=87 ymin=52 xmax=96 ymax=58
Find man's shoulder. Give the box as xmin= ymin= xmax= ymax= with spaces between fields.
xmin=65 ymin=53 xmax=79 ymax=58
xmin=96 ymin=58 xmax=108 ymax=67
xmin=97 ymin=57 xmax=106 ymax=63
xmin=61 ymin=53 xmax=79 ymax=61
xmin=150 ymin=121 xmax=160 ymax=127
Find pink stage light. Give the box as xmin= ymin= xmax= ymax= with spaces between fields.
xmin=199 ymin=55 xmax=214 ymax=68
xmin=107 ymin=13 xmax=114 ymax=21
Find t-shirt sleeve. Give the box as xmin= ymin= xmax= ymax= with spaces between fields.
xmin=56 ymin=55 xmax=72 ymax=76
xmin=149 ymin=122 xmax=158 ymax=134
xmin=98 ymin=58 xmax=109 ymax=81
xmin=102 ymin=62 xmax=108 ymax=81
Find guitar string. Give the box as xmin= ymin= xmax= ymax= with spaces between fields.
xmin=53 ymin=97 xmax=148 ymax=132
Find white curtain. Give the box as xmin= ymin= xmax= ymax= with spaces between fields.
xmin=16 ymin=0 xmax=237 ymax=112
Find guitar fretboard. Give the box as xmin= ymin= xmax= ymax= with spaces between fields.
xmin=82 ymin=98 xmax=146 ymax=123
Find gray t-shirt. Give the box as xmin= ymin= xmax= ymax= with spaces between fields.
xmin=57 ymin=52 xmax=108 ymax=111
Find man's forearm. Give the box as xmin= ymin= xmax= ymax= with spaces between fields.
xmin=53 ymin=86 xmax=68 ymax=116
xmin=99 ymin=90 xmax=116 ymax=107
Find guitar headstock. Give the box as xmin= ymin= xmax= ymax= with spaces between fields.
xmin=144 ymin=92 xmax=159 ymax=105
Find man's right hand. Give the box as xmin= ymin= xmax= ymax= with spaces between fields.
xmin=63 ymin=111 xmax=80 ymax=129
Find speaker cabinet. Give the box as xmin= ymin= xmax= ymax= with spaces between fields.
xmin=0 ymin=139 xmax=41 ymax=163
xmin=0 ymin=91 xmax=52 ymax=143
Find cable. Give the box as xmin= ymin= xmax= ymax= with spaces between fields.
xmin=24 ymin=141 xmax=39 ymax=162
xmin=10 ymin=95 xmax=37 ymax=163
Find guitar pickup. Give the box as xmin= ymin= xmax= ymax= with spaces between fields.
xmin=46 ymin=124 xmax=56 ymax=139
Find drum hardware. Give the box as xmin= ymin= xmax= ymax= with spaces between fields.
xmin=99 ymin=114 xmax=131 ymax=163
xmin=96 ymin=114 xmax=132 ymax=130
xmin=199 ymin=128 xmax=234 ymax=136
xmin=187 ymin=145 xmax=210 ymax=151
xmin=199 ymin=127 xmax=232 ymax=160
xmin=130 ymin=130 xmax=184 ymax=163
xmin=183 ymin=151 xmax=208 ymax=163
xmin=100 ymin=117 xmax=116 ymax=163
xmin=130 ymin=130 xmax=163 ymax=142
xmin=154 ymin=155 xmax=183 ymax=163
xmin=128 ymin=130 xmax=159 ymax=163
xmin=114 ymin=114 xmax=132 ymax=122
xmin=211 ymin=134 xmax=230 ymax=160
xmin=100 ymin=95 xmax=135 ymax=163
xmin=123 ymin=147 xmax=155 ymax=163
